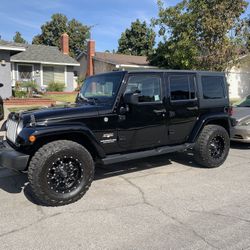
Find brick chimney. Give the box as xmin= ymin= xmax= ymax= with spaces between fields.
xmin=60 ymin=33 xmax=69 ymax=55
xmin=86 ymin=40 xmax=95 ymax=77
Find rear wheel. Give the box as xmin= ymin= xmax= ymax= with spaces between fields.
xmin=194 ymin=125 xmax=230 ymax=168
xmin=28 ymin=140 xmax=94 ymax=206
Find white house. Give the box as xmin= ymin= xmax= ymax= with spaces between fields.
xmin=226 ymin=54 xmax=250 ymax=99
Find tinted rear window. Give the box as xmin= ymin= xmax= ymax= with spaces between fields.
xmin=169 ymin=75 xmax=196 ymax=101
xmin=201 ymin=76 xmax=225 ymax=99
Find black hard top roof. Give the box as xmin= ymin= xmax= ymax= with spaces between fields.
xmin=126 ymin=69 xmax=225 ymax=75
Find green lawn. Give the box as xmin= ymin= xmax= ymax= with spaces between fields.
xmin=8 ymin=106 xmax=43 ymax=112
xmin=43 ymin=93 xmax=77 ymax=103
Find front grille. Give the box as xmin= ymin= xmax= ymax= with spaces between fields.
xmin=0 ymin=104 xmax=3 ymax=120
xmin=6 ymin=119 xmax=18 ymax=143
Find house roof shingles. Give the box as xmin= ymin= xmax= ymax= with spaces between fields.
xmin=78 ymin=51 xmax=149 ymax=66
xmin=0 ymin=40 xmax=26 ymax=50
xmin=11 ymin=44 xmax=79 ymax=66
xmin=94 ymin=52 xmax=149 ymax=66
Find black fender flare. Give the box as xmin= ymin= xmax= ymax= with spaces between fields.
xmin=187 ymin=113 xmax=231 ymax=143
xmin=18 ymin=124 xmax=106 ymax=159
xmin=0 ymin=120 xmax=7 ymax=131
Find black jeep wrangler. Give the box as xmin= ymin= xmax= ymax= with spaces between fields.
xmin=0 ymin=71 xmax=231 ymax=206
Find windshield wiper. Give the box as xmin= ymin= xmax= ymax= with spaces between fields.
xmin=78 ymin=95 xmax=99 ymax=105
xmin=87 ymin=97 xmax=99 ymax=104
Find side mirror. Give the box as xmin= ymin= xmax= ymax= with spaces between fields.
xmin=123 ymin=92 xmax=139 ymax=105
xmin=0 ymin=83 xmax=3 ymax=88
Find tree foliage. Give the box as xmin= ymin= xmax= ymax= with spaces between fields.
xmin=13 ymin=31 xmax=27 ymax=44
xmin=117 ymin=19 xmax=156 ymax=56
xmin=149 ymin=0 xmax=248 ymax=71
xmin=242 ymin=17 xmax=250 ymax=51
xmin=32 ymin=13 xmax=90 ymax=58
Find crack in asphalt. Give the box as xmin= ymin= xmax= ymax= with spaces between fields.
xmin=128 ymin=168 xmax=193 ymax=180
xmin=0 ymin=203 xmax=147 ymax=239
xmin=68 ymin=202 xmax=144 ymax=215
xmin=188 ymin=209 xmax=250 ymax=224
xmin=0 ymin=212 xmax=61 ymax=239
xmin=0 ymin=154 xmax=249 ymax=245
xmin=119 ymin=175 xmax=219 ymax=250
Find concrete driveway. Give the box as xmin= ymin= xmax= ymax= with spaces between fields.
xmin=0 ymin=110 xmax=250 ymax=249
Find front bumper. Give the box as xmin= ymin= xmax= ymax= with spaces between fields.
xmin=0 ymin=140 xmax=29 ymax=171
xmin=231 ymin=126 xmax=250 ymax=143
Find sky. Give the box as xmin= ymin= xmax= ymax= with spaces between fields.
xmin=0 ymin=0 xmax=250 ymax=52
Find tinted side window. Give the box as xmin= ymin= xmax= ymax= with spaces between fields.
xmin=126 ymin=75 xmax=161 ymax=103
xmin=201 ymin=76 xmax=225 ymax=99
xmin=169 ymin=75 xmax=196 ymax=101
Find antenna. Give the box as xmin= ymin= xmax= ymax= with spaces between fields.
xmin=89 ymin=24 xmax=99 ymax=40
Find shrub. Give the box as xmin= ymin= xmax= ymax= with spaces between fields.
xmin=13 ymin=90 xmax=28 ymax=98
xmin=47 ymin=82 xmax=65 ymax=92
xmin=17 ymin=81 xmax=39 ymax=97
xmin=75 ymin=76 xmax=85 ymax=91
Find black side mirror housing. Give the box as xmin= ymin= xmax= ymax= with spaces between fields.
xmin=123 ymin=92 xmax=139 ymax=105
xmin=0 ymin=83 xmax=3 ymax=88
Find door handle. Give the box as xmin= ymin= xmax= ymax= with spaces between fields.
xmin=187 ymin=107 xmax=198 ymax=111
xmin=153 ymin=109 xmax=166 ymax=115
xmin=118 ymin=115 xmax=126 ymax=122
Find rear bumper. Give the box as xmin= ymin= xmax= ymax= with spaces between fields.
xmin=0 ymin=140 xmax=29 ymax=171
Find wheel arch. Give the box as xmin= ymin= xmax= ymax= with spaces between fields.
xmin=27 ymin=129 xmax=105 ymax=161
xmin=188 ymin=114 xmax=231 ymax=143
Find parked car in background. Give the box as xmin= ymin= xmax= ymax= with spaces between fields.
xmin=231 ymin=96 xmax=250 ymax=143
xmin=0 ymin=83 xmax=4 ymax=121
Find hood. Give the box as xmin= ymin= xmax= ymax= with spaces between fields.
xmin=232 ymin=107 xmax=250 ymax=121
xmin=20 ymin=103 xmax=100 ymax=123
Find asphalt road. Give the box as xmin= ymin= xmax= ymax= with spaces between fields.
xmin=0 ymin=147 xmax=249 ymax=249
xmin=0 ymin=110 xmax=250 ymax=249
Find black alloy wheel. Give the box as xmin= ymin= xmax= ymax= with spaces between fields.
xmin=47 ymin=157 xmax=84 ymax=194
xmin=209 ymin=135 xmax=225 ymax=159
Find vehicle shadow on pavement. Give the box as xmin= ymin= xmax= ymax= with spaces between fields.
xmin=0 ymin=152 xmax=201 ymax=206
xmin=0 ymin=169 xmax=28 ymax=193
xmin=230 ymin=142 xmax=250 ymax=150
xmin=94 ymin=152 xmax=201 ymax=181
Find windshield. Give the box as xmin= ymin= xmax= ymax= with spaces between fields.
xmin=78 ymin=72 xmax=125 ymax=105
xmin=234 ymin=95 xmax=250 ymax=107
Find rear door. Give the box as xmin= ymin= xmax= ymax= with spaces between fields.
xmin=165 ymin=72 xmax=199 ymax=145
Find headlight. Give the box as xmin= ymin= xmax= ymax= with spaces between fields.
xmin=17 ymin=121 xmax=23 ymax=136
xmin=238 ymin=118 xmax=250 ymax=126
xmin=6 ymin=119 xmax=23 ymax=143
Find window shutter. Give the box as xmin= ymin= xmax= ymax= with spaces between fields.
xmin=43 ymin=66 xmax=54 ymax=85
xmin=54 ymin=66 xmax=65 ymax=83
xmin=43 ymin=66 xmax=65 ymax=85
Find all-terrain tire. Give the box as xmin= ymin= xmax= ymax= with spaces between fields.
xmin=194 ymin=125 xmax=230 ymax=168
xmin=28 ymin=140 xmax=95 ymax=206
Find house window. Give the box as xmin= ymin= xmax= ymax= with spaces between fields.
xmin=18 ymin=65 xmax=33 ymax=81
xmin=43 ymin=65 xmax=65 ymax=85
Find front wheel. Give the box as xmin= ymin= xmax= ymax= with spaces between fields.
xmin=28 ymin=140 xmax=95 ymax=206
xmin=194 ymin=125 xmax=230 ymax=168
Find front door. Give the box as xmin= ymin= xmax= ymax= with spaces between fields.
xmin=117 ymin=73 xmax=167 ymax=151
xmin=165 ymin=73 xmax=199 ymax=145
